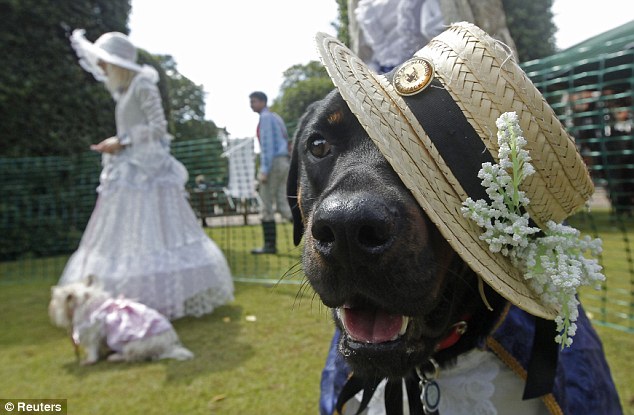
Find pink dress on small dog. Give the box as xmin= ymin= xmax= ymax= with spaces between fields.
xmin=76 ymin=298 xmax=173 ymax=353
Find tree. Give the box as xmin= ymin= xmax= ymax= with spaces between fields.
xmin=0 ymin=0 xmax=131 ymax=156
xmin=335 ymin=0 xmax=350 ymax=46
xmin=339 ymin=0 xmax=557 ymax=66
xmin=0 ymin=0 xmax=218 ymax=157
xmin=152 ymin=54 xmax=218 ymax=141
xmin=271 ymin=61 xmax=334 ymax=136
xmin=502 ymin=0 xmax=557 ymax=61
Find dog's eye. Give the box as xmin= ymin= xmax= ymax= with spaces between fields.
xmin=308 ymin=136 xmax=332 ymax=158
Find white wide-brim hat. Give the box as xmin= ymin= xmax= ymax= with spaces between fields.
xmin=70 ymin=29 xmax=144 ymax=82
xmin=316 ymin=23 xmax=595 ymax=319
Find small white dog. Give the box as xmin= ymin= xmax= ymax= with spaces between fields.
xmin=49 ymin=276 xmax=194 ymax=365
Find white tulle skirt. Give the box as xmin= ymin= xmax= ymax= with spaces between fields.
xmin=59 ymin=158 xmax=234 ymax=320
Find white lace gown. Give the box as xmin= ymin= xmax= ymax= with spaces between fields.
xmin=59 ymin=69 xmax=234 ymax=320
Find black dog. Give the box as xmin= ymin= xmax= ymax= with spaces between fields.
xmin=288 ymin=25 xmax=622 ymax=414
xmin=288 ymin=90 xmax=508 ymax=381
xmin=287 ymin=89 xmax=623 ymax=415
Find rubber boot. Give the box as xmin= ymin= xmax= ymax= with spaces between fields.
xmin=251 ymin=221 xmax=277 ymax=254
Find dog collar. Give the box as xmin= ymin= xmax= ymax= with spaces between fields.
xmin=434 ymin=319 xmax=469 ymax=352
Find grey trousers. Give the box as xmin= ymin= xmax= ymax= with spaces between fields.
xmin=259 ymin=155 xmax=292 ymax=222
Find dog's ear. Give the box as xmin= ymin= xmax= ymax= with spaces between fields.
xmin=287 ymin=102 xmax=318 ymax=246
xmin=287 ymin=125 xmax=304 ymax=246
xmin=65 ymin=292 xmax=77 ymax=309
xmin=84 ymin=274 xmax=104 ymax=290
xmin=85 ymin=274 xmax=96 ymax=286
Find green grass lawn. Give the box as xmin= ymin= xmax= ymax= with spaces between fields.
xmin=0 ymin=280 xmax=334 ymax=414
xmin=1 ymin=279 xmax=633 ymax=414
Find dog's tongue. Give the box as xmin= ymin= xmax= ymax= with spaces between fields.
xmin=341 ymin=306 xmax=404 ymax=343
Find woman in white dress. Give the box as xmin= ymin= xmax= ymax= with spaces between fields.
xmin=58 ymin=29 xmax=234 ymax=319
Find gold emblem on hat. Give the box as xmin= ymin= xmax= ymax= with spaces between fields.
xmin=393 ymin=57 xmax=434 ymax=96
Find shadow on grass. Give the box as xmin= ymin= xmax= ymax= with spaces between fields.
xmin=56 ymin=303 xmax=255 ymax=385
xmin=165 ymin=303 xmax=255 ymax=384
xmin=0 ymin=279 xmax=255 ymax=385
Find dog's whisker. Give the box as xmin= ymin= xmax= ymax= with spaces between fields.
xmin=291 ymin=277 xmax=313 ymax=311
xmin=280 ymin=261 xmax=304 ymax=282
xmin=311 ymin=290 xmax=326 ymax=314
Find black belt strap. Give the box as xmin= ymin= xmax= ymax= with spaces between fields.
xmin=335 ymin=374 xmax=381 ymax=415
xmin=523 ymin=317 xmax=560 ymax=399
xmin=384 ymin=379 xmax=403 ymax=415
xmin=404 ymin=373 xmax=427 ymax=414
xmin=382 ymin=75 xmax=495 ymax=203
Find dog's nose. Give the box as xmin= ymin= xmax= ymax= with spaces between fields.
xmin=311 ymin=192 xmax=396 ymax=261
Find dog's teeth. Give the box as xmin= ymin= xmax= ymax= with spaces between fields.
xmin=399 ymin=316 xmax=409 ymax=336
xmin=388 ymin=316 xmax=409 ymax=341
xmin=389 ymin=316 xmax=410 ymax=341
xmin=337 ymin=308 xmax=345 ymax=329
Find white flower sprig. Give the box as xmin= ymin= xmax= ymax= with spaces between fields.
xmin=461 ymin=112 xmax=604 ymax=347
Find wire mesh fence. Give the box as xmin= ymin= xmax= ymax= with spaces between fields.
xmin=522 ymin=41 xmax=634 ymax=333
xmin=0 ymin=137 xmax=303 ymax=287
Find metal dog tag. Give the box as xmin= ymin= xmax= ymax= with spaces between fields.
xmin=420 ymin=378 xmax=441 ymax=414
xmin=417 ymin=359 xmax=441 ymax=414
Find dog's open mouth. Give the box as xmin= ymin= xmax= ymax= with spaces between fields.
xmin=337 ymin=305 xmax=409 ymax=343
xmin=331 ymin=294 xmax=454 ymax=378
xmin=334 ymin=301 xmax=425 ymax=378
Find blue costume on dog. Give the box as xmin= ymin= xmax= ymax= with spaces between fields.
xmin=319 ymin=305 xmax=622 ymax=414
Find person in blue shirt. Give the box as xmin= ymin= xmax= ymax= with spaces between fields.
xmin=249 ymin=91 xmax=292 ymax=254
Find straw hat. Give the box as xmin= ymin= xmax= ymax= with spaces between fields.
xmin=316 ymin=22 xmax=594 ymax=319
xmin=70 ymin=29 xmax=144 ymax=82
